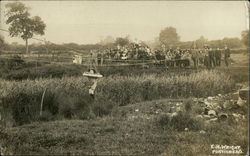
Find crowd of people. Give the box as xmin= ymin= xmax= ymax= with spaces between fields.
xmin=87 ymin=43 xmax=231 ymax=69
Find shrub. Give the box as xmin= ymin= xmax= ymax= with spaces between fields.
xmin=0 ymin=69 xmax=235 ymax=125
xmin=156 ymin=112 xmax=203 ymax=131
xmin=170 ymin=112 xmax=203 ymax=131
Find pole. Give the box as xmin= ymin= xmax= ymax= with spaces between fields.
xmin=40 ymin=88 xmax=47 ymax=116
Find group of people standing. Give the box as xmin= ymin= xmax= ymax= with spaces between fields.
xmin=190 ymin=46 xmax=231 ymax=69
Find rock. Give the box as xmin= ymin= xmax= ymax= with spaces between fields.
xmin=207 ymin=97 xmax=214 ymax=100
xmin=203 ymin=115 xmax=211 ymax=119
xmin=176 ymin=106 xmax=181 ymax=112
xmin=237 ymin=97 xmax=247 ymax=107
xmin=184 ymin=128 xmax=189 ymax=131
xmin=223 ymin=100 xmax=232 ymax=109
xmin=204 ymin=108 xmax=209 ymax=115
xmin=214 ymin=106 xmax=222 ymax=111
xmin=218 ymin=113 xmax=228 ymax=120
xmin=176 ymin=103 xmax=182 ymax=106
xmin=209 ymin=118 xmax=218 ymax=122
xmin=208 ymin=110 xmax=216 ymax=116
xmin=200 ymin=130 xmax=206 ymax=134
xmin=239 ymin=87 xmax=249 ymax=100
xmin=232 ymin=113 xmax=244 ymax=122
xmin=171 ymin=112 xmax=178 ymax=117
xmin=195 ymin=115 xmax=203 ymax=119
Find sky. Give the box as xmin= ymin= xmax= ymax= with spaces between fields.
xmin=0 ymin=1 xmax=249 ymax=45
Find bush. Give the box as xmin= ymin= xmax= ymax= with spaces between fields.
xmin=0 ymin=69 xmax=235 ymax=125
xmin=156 ymin=112 xmax=203 ymax=131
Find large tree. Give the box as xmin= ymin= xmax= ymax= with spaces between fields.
xmin=5 ymin=2 xmax=46 ymax=53
xmin=159 ymin=27 xmax=180 ymax=47
xmin=115 ymin=36 xmax=130 ymax=47
xmin=241 ymin=30 xmax=249 ymax=48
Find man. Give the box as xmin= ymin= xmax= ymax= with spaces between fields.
xmin=224 ymin=46 xmax=231 ymax=67
xmin=191 ymin=48 xmax=199 ymax=68
xmin=204 ymin=47 xmax=210 ymax=69
xmin=89 ymin=50 xmax=98 ymax=73
xmin=208 ymin=47 xmax=216 ymax=68
xmin=215 ymin=48 xmax=222 ymax=66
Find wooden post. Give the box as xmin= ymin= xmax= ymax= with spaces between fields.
xmin=40 ymin=88 xmax=47 ymax=116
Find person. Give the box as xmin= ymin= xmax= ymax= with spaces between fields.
xmin=224 ymin=46 xmax=231 ymax=67
xmin=215 ymin=48 xmax=222 ymax=66
xmin=204 ymin=47 xmax=210 ymax=69
xmin=191 ymin=48 xmax=199 ymax=68
xmin=208 ymin=47 xmax=216 ymax=68
xmin=89 ymin=50 xmax=98 ymax=73
xmin=89 ymin=78 xmax=98 ymax=99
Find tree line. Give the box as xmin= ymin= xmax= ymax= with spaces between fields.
xmin=0 ymin=2 xmax=248 ymax=55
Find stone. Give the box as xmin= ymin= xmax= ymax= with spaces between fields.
xmin=218 ymin=113 xmax=228 ymax=120
xmin=209 ymin=118 xmax=218 ymax=122
xmin=200 ymin=130 xmax=206 ymax=134
xmin=237 ymin=97 xmax=247 ymax=107
xmin=208 ymin=110 xmax=216 ymax=116
xmin=203 ymin=115 xmax=211 ymax=119
xmin=195 ymin=115 xmax=203 ymax=119
xmin=176 ymin=103 xmax=181 ymax=106
xmin=223 ymin=100 xmax=232 ymax=109
xmin=207 ymin=97 xmax=214 ymax=100
xmin=214 ymin=106 xmax=222 ymax=111
xmin=239 ymin=87 xmax=249 ymax=100
xmin=204 ymin=107 xmax=209 ymax=115
xmin=184 ymin=128 xmax=189 ymax=131
xmin=171 ymin=112 xmax=178 ymax=117
xmin=176 ymin=106 xmax=181 ymax=112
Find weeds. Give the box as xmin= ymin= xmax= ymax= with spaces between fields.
xmin=0 ymin=70 xmax=235 ymax=125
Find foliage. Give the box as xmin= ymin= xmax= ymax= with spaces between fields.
xmin=5 ymin=2 xmax=46 ymax=53
xmin=0 ymin=70 xmax=235 ymax=125
xmin=241 ymin=30 xmax=249 ymax=48
xmin=0 ymin=105 xmax=247 ymax=155
xmin=156 ymin=112 xmax=203 ymax=131
xmin=159 ymin=27 xmax=180 ymax=47
xmin=115 ymin=37 xmax=130 ymax=46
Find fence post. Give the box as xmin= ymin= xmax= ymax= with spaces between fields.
xmin=40 ymin=88 xmax=47 ymax=116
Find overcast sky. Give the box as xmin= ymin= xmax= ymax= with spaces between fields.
xmin=0 ymin=1 xmax=249 ymax=45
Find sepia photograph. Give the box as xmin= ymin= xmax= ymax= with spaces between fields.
xmin=0 ymin=0 xmax=249 ymax=155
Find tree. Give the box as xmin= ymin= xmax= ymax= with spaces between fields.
xmin=241 ymin=30 xmax=249 ymax=48
xmin=159 ymin=27 xmax=180 ymax=47
xmin=195 ymin=36 xmax=208 ymax=48
xmin=221 ymin=37 xmax=243 ymax=49
xmin=115 ymin=37 xmax=130 ymax=47
xmin=5 ymin=2 xmax=46 ymax=53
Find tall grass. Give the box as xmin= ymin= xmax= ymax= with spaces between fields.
xmin=0 ymin=70 xmax=235 ymax=125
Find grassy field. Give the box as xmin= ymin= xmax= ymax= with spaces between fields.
xmin=0 ymin=98 xmax=248 ymax=155
xmin=0 ymin=53 xmax=248 ymax=155
xmin=0 ymin=70 xmax=235 ymax=126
